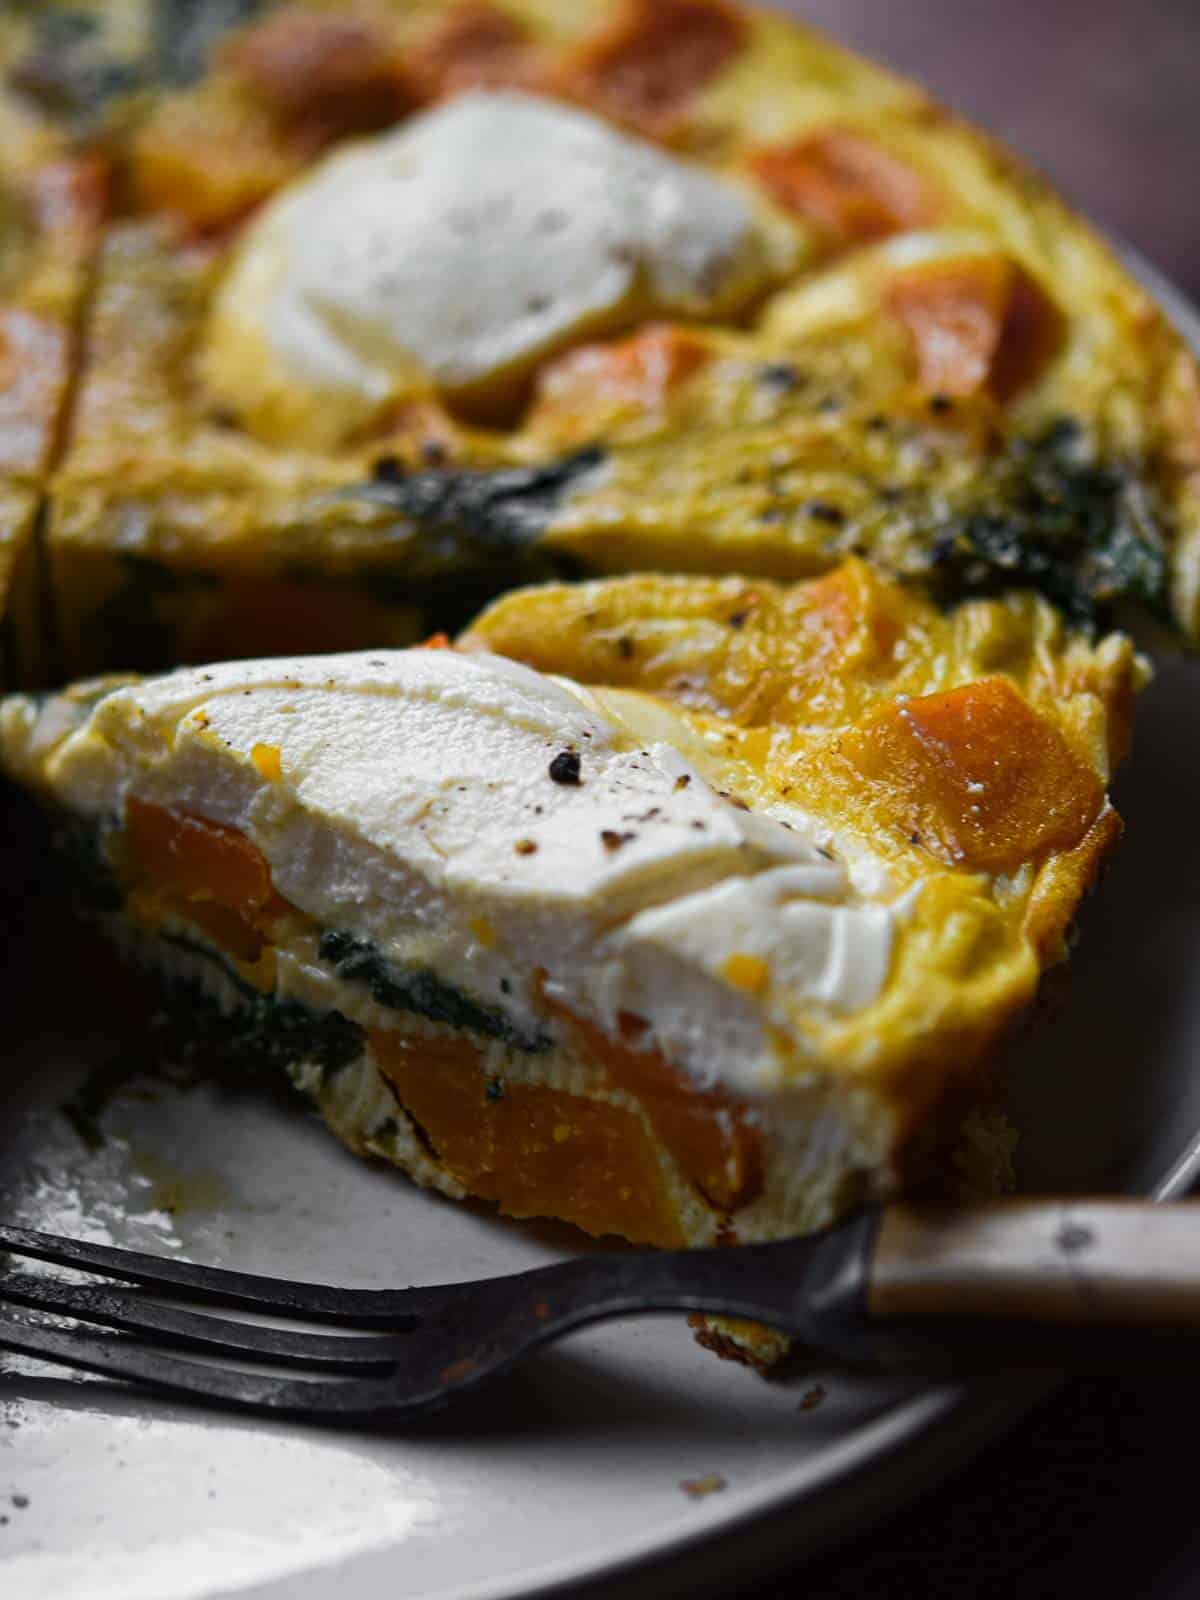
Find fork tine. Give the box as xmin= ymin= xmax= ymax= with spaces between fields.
xmin=0 ymin=1224 xmax=445 ymax=1325
xmin=0 ymin=1271 xmax=410 ymax=1371
xmin=0 ymin=1310 xmax=412 ymax=1418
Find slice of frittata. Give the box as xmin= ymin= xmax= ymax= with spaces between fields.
xmin=0 ymin=563 xmax=1143 ymax=1268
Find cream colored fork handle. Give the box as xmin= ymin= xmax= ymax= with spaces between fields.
xmin=869 ymin=1200 xmax=1200 ymax=1326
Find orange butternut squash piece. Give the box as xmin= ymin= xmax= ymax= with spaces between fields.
xmin=546 ymin=999 xmax=763 ymax=1214
xmin=405 ymin=2 xmax=545 ymax=103
xmin=124 ymin=797 xmax=291 ymax=958
xmin=833 ymin=677 xmax=1104 ymax=871
xmin=221 ymin=9 xmax=409 ymax=149
xmin=750 ymin=129 xmax=941 ymax=250
xmin=560 ymin=0 xmax=747 ymax=139
xmin=784 ymin=563 xmax=903 ymax=676
xmin=529 ymin=324 xmax=709 ymax=441
xmin=886 ymin=255 xmax=1064 ymax=400
xmin=372 ymin=1032 xmax=686 ymax=1246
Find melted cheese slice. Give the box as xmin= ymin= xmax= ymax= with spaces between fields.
xmin=1 ymin=649 xmax=906 ymax=1095
xmin=201 ymin=91 xmax=789 ymax=445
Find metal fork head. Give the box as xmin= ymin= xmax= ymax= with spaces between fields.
xmin=0 ymin=1264 xmax=628 ymax=1422
xmin=0 ymin=1285 xmax=503 ymax=1422
xmin=0 ymin=1224 xmax=669 ymax=1420
xmin=0 ymin=1217 xmax=878 ymax=1419
xmin=0 ymin=1222 xmax=533 ymax=1420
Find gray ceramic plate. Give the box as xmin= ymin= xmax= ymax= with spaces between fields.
xmin=2 ymin=260 xmax=1199 ymax=1600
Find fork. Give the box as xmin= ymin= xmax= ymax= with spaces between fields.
xmin=3 ymin=1199 xmax=1200 ymax=1421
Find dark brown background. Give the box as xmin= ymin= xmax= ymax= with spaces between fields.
xmin=741 ymin=4 xmax=1200 ymax=1596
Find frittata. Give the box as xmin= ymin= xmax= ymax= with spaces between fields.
xmin=0 ymin=0 xmax=1195 ymax=682
xmin=0 ymin=565 xmax=1142 ymax=1298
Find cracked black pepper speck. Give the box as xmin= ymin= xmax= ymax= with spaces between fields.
xmin=548 ymin=750 xmax=582 ymax=785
